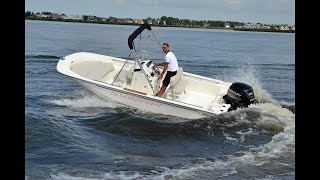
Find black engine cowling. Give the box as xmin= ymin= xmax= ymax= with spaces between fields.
xmin=223 ymin=82 xmax=255 ymax=111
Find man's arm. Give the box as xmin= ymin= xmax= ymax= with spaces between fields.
xmin=155 ymin=62 xmax=168 ymax=67
xmin=158 ymin=62 xmax=168 ymax=79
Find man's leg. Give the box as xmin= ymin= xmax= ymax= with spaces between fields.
xmin=156 ymin=85 xmax=167 ymax=97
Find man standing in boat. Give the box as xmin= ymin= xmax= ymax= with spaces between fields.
xmin=155 ymin=43 xmax=179 ymax=97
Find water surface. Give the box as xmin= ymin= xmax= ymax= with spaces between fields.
xmin=25 ymin=20 xmax=295 ymax=179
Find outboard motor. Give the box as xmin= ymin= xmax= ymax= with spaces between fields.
xmin=223 ymin=82 xmax=255 ymax=111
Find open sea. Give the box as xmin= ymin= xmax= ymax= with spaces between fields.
xmin=25 ymin=20 xmax=295 ymax=180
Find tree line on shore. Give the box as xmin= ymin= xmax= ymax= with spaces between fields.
xmin=25 ymin=11 xmax=294 ymax=32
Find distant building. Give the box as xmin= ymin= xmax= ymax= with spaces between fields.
xmin=34 ymin=14 xmax=49 ymax=18
xmin=49 ymin=13 xmax=60 ymax=19
xmin=291 ymin=25 xmax=295 ymax=30
xmin=87 ymin=15 xmax=96 ymax=21
xmin=244 ymin=23 xmax=256 ymax=29
xmin=117 ymin=18 xmax=126 ymax=23
xmin=280 ymin=25 xmax=289 ymax=30
xmin=133 ymin=18 xmax=144 ymax=24
xmin=125 ymin=18 xmax=133 ymax=23
xmin=224 ymin=23 xmax=230 ymax=28
xmin=108 ymin=17 xmax=117 ymax=23
xmin=65 ymin=15 xmax=83 ymax=20
xmin=256 ymin=23 xmax=262 ymax=29
xmin=60 ymin=14 xmax=67 ymax=19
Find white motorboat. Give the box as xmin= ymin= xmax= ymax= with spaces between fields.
xmin=57 ymin=24 xmax=255 ymax=119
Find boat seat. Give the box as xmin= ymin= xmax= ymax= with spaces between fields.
xmin=168 ymin=67 xmax=188 ymax=98
xmin=71 ymin=60 xmax=115 ymax=81
xmin=113 ymin=70 xmax=133 ymax=84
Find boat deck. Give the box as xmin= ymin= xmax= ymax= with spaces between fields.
xmin=165 ymin=90 xmax=221 ymax=111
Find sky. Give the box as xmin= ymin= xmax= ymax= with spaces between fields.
xmin=25 ymin=0 xmax=295 ymax=25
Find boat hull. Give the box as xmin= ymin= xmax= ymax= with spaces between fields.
xmin=74 ymin=78 xmax=212 ymax=119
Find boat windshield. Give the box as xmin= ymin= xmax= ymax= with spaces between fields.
xmin=111 ymin=48 xmax=161 ymax=95
xmin=135 ymin=50 xmax=151 ymax=62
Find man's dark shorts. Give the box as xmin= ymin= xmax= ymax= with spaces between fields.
xmin=163 ymin=71 xmax=177 ymax=87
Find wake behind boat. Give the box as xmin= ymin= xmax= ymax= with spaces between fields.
xmin=57 ymin=24 xmax=255 ymax=119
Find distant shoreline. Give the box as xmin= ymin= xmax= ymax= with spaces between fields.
xmin=25 ymin=18 xmax=295 ymax=34
xmin=233 ymin=28 xmax=295 ymax=33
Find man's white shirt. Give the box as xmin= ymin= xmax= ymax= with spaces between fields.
xmin=165 ymin=51 xmax=178 ymax=72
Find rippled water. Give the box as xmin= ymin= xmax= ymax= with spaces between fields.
xmin=25 ymin=20 xmax=295 ymax=179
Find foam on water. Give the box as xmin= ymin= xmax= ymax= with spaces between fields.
xmin=51 ymin=173 xmax=101 ymax=180
xmin=49 ymin=91 xmax=124 ymax=109
xmin=156 ymin=103 xmax=295 ymax=178
xmin=223 ymin=128 xmax=259 ymax=143
xmin=216 ymin=103 xmax=295 ymax=176
xmin=277 ymin=100 xmax=295 ymax=106
xmin=183 ymin=103 xmax=294 ymax=178
xmin=237 ymin=65 xmax=273 ymax=103
xmin=48 ymin=157 xmax=239 ymax=179
xmin=246 ymin=103 xmax=295 ymax=156
xmin=218 ymin=58 xmax=275 ymax=104
xmin=46 ymin=102 xmax=294 ymax=179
